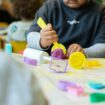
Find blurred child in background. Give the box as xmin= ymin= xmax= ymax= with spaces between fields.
xmin=0 ymin=0 xmax=17 ymax=24
xmin=0 ymin=52 xmax=47 ymax=105
xmin=7 ymin=0 xmax=42 ymax=42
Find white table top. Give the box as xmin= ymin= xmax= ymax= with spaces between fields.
xmin=13 ymin=54 xmax=105 ymax=105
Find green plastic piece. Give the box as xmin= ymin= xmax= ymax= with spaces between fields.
xmin=90 ymin=93 xmax=105 ymax=103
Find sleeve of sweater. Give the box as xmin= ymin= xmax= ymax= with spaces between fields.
xmin=27 ymin=32 xmax=49 ymax=50
xmin=27 ymin=32 xmax=105 ymax=58
xmin=84 ymin=43 xmax=105 ymax=58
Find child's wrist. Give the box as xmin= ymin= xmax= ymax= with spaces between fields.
xmin=40 ymin=39 xmax=49 ymax=49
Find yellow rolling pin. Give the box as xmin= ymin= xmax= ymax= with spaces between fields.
xmin=37 ymin=17 xmax=66 ymax=55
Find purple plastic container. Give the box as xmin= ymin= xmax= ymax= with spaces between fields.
xmin=49 ymin=57 xmax=68 ymax=73
xmin=23 ymin=57 xmax=37 ymax=66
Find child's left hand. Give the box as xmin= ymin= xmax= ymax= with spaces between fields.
xmin=66 ymin=43 xmax=85 ymax=58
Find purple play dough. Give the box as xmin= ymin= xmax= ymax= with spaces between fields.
xmin=51 ymin=49 xmax=66 ymax=59
xmin=57 ymin=81 xmax=68 ymax=91
xmin=57 ymin=81 xmax=76 ymax=91
xmin=23 ymin=57 xmax=37 ymax=66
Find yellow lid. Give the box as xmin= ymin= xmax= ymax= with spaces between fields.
xmin=68 ymin=52 xmax=86 ymax=69
xmin=51 ymin=42 xmax=66 ymax=54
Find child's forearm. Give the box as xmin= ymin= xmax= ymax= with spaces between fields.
xmin=27 ymin=32 xmax=105 ymax=58
xmin=27 ymin=32 xmax=49 ymax=50
xmin=84 ymin=44 xmax=105 ymax=58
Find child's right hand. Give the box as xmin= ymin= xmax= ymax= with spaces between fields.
xmin=40 ymin=24 xmax=58 ymax=48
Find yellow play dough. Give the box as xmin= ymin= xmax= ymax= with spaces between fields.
xmin=85 ymin=60 xmax=101 ymax=68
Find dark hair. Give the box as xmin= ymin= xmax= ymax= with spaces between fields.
xmin=12 ymin=0 xmax=42 ymax=20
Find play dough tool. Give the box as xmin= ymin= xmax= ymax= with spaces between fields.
xmin=57 ymin=81 xmax=77 ymax=91
xmin=23 ymin=48 xmax=51 ymax=65
xmin=68 ymin=52 xmax=86 ymax=69
xmin=57 ymin=80 xmax=84 ymax=96
xmin=50 ymin=57 xmax=68 ymax=73
xmin=37 ymin=17 xmax=66 ymax=54
xmin=68 ymin=52 xmax=101 ymax=69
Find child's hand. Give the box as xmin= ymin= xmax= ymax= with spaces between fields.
xmin=66 ymin=43 xmax=85 ymax=58
xmin=40 ymin=24 xmax=58 ymax=48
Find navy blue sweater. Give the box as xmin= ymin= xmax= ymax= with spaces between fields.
xmin=27 ymin=0 xmax=105 ymax=50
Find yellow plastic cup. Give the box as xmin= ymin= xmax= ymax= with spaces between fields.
xmin=68 ymin=52 xmax=86 ymax=69
xmin=37 ymin=17 xmax=66 ymax=54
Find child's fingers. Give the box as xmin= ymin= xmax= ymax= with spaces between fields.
xmin=47 ymin=34 xmax=58 ymax=40
xmin=40 ymin=24 xmax=58 ymax=48
xmin=69 ymin=46 xmax=78 ymax=54
xmin=44 ymin=31 xmax=57 ymax=37
xmin=47 ymin=40 xmax=53 ymax=45
xmin=40 ymin=34 xmax=57 ymax=48
xmin=40 ymin=29 xmax=57 ymax=37
xmin=45 ymin=35 xmax=58 ymax=46
xmin=76 ymin=47 xmax=83 ymax=52
xmin=40 ymin=38 xmax=52 ymax=48
xmin=67 ymin=44 xmax=84 ymax=57
xmin=41 ymin=30 xmax=58 ymax=41
xmin=52 ymin=37 xmax=58 ymax=42
xmin=47 ymin=23 xmax=53 ymax=29
xmin=46 ymin=36 xmax=58 ymax=44
xmin=66 ymin=45 xmax=76 ymax=56
xmin=43 ymin=23 xmax=53 ymax=31
xmin=69 ymin=47 xmax=84 ymax=56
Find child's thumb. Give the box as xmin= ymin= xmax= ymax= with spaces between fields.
xmin=47 ymin=23 xmax=53 ymax=29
